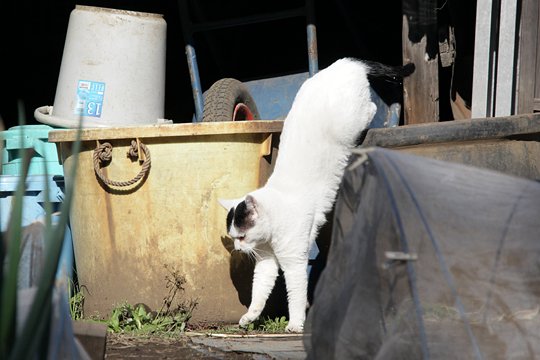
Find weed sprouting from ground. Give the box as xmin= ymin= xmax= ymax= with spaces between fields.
xmin=68 ymin=280 xmax=84 ymax=320
xmin=153 ymin=264 xmax=198 ymax=334
xmin=157 ymin=264 xmax=198 ymax=324
xmin=257 ymin=316 xmax=288 ymax=333
xmin=106 ymin=265 xmax=198 ymax=335
xmin=239 ymin=316 xmax=289 ymax=333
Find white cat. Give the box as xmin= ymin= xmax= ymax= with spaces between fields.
xmin=219 ymin=57 xmax=414 ymax=332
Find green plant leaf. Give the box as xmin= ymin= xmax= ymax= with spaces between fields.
xmin=8 ymin=121 xmax=83 ymax=359
xmin=0 ymin=148 xmax=33 ymax=357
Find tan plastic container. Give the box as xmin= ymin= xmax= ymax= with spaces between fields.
xmin=49 ymin=121 xmax=282 ymax=322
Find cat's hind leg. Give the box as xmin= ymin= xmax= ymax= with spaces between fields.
xmin=239 ymin=255 xmax=279 ymax=328
xmin=280 ymin=259 xmax=309 ymax=332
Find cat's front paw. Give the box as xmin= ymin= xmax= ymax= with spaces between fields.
xmin=285 ymin=321 xmax=304 ymax=333
xmin=239 ymin=313 xmax=257 ymax=328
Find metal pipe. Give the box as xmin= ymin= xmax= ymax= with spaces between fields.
xmin=307 ymin=24 xmax=319 ymax=76
xmin=185 ymin=44 xmax=204 ymax=122
xmin=306 ymin=0 xmax=318 ymax=76
xmin=178 ymin=0 xmax=204 ymax=122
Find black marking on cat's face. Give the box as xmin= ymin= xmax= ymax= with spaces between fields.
xmin=233 ymin=200 xmax=254 ymax=231
xmin=226 ymin=207 xmax=234 ymax=232
xmin=224 ymin=199 xmax=257 ymax=238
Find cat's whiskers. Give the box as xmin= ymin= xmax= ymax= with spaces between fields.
xmin=231 ymin=247 xmax=258 ymax=263
xmin=247 ymin=247 xmax=262 ymax=262
xmin=244 ymin=246 xmax=273 ymax=263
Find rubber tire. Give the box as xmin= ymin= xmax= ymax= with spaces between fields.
xmin=202 ymin=78 xmax=260 ymax=122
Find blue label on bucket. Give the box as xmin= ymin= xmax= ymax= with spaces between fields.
xmin=74 ymin=80 xmax=105 ymax=118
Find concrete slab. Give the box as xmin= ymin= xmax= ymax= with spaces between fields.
xmin=188 ymin=333 xmax=306 ymax=359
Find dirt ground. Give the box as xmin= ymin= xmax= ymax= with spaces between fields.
xmin=105 ymin=333 xmax=262 ymax=359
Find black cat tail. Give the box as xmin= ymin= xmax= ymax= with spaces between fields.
xmin=361 ymin=60 xmax=416 ymax=80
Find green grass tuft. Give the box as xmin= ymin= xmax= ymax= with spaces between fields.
xmin=103 ymin=265 xmax=197 ymax=336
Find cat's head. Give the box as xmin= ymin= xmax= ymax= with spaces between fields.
xmin=218 ymin=194 xmax=269 ymax=253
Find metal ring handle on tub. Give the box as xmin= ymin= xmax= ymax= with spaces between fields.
xmin=93 ymin=139 xmax=151 ymax=187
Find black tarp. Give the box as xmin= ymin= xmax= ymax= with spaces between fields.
xmin=305 ymin=148 xmax=540 ymax=359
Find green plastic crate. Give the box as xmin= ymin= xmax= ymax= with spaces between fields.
xmin=1 ymin=125 xmax=64 ymax=176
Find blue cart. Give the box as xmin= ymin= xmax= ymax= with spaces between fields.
xmin=178 ymin=0 xmax=319 ymax=122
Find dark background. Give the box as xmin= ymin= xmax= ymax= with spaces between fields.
xmin=0 ymin=0 xmax=474 ymax=128
xmin=0 ymin=0 xmax=405 ymax=128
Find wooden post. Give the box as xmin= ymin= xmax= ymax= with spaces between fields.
xmin=473 ymin=0 xmax=520 ymax=117
xmin=402 ymin=14 xmax=439 ymax=124
xmin=494 ymin=0 xmax=518 ymax=116
xmin=517 ymin=0 xmax=539 ymax=114
xmin=471 ymin=0 xmax=496 ymax=118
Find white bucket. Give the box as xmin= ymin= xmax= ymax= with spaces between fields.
xmin=35 ymin=5 xmax=166 ymax=128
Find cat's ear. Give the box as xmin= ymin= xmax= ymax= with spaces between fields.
xmin=244 ymin=195 xmax=259 ymax=220
xmin=245 ymin=195 xmax=258 ymax=212
xmin=218 ymin=197 xmax=242 ymax=210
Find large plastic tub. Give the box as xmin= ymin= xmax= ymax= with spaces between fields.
xmin=48 ymin=121 xmax=282 ymax=322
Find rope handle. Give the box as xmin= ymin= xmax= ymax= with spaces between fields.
xmin=93 ymin=139 xmax=151 ymax=187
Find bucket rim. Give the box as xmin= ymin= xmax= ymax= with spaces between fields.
xmin=74 ymin=5 xmax=164 ymax=19
xmin=34 ymin=106 xmax=116 ymax=129
xmin=48 ymin=120 xmax=284 ymax=143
